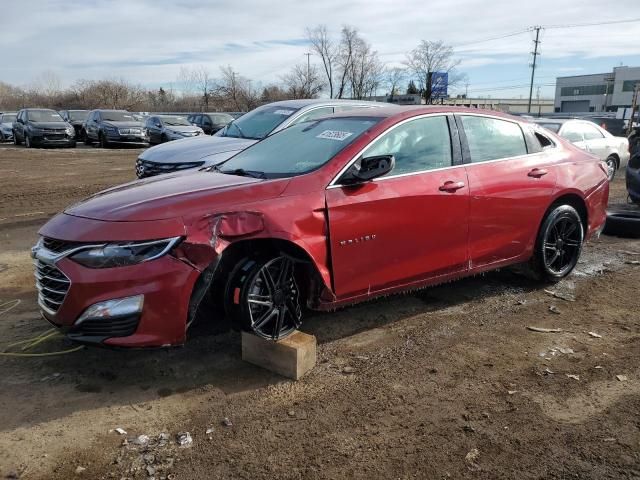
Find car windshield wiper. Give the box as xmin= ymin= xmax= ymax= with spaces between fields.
xmin=220 ymin=168 xmax=266 ymax=179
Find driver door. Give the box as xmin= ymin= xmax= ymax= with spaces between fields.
xmin=325 ymin=115 xmax=469 ymax=298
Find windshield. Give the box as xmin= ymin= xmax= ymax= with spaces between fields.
xmin=68 ymin=111 xmax=88 ymax=121
xmin=101 ymin=111 xmax=138 ymax=122
xmin=220 ymin=104 xmax=301 ymax=140
xmin=1 ymin=114 xmax=16 ymax=123
xmin=211 ymin=113 xmax=234 ymax=125
xmin=160 ymin=116 xmax=191 ymax=126
xmin=220 ymin=117 xmax=381 ymax=178
xmin=28 ymin=110 xmax=64 ymax=122
xmin=535 ymin=122 xmax=561 ymax=133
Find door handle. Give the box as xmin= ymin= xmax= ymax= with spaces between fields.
xmin=439 ymin=180 xmax=465 ymax=192
xmin=528 ymin=168 xmax=548 ymax=178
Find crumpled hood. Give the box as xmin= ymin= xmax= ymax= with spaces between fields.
xmin=139 ymin=135 xmax=257 ymax=164
xmin=102 ymin=121 xmax=143 ymax=129
xmin=64 ymin=170 xmax=288 ymax=222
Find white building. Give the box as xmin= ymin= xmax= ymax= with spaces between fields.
xmin=554 ymin=66 xmax=640 ymax=113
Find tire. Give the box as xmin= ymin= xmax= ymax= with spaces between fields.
xmin=523 ymin=204 xmax=584 ymax=283
xmin=24 ymin=134 xmax=31 ymax=148
xmin=602 ymin=207 xmax=640 ymax=238
xmin=69 ymin=141 xmax=77 ymax=149
xmin=0 ymin=132 xmax=4 ymax=142
xmin=224 ymin=255 xmax=302 ymax=340
xmin=99 ymin=132 xmax=109 ymax=149
xmin=605 ymin=155 xmax=618 ymax=181
xmin=160 ymin=134 xmax=168 ymax=143
xmin=13 ymin=131 xmax=21 ymax=145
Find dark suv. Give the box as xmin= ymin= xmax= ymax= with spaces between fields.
xmin=12 ymin=109 xmax=76 ymax=148
xmin=187 ymin=112 xmax=234 ymax=135
xmin=84 ymin=110 xmax=148 ymax=148
xmin=59 ymin=110 xmax=89 ymax=139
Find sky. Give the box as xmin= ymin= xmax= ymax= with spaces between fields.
xmin=1 ymin=0 xmax=639 ymax=99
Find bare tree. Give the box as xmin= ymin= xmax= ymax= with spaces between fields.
xmin=385 ymin=67 xmax=405 ymax=101
xmin=306 ymin=25 xmax=337 ymax=98
xmin=346 ymin=36 xmax=383 ymax=99
xmin=405 ymin=40 xmax=461 ymax=104
xmin=217 ymin=65 xmax=259 ymax=111
xmin=192 ymin=66 xmax=215 ymax=110
xmin=281 ymin=64 xmax=324 ymax=99
xmin=335 ymin=25 xmax=359 ymax=99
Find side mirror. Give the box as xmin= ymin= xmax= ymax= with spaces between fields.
xmin=339 ymin=155 xmax=395 ymax=185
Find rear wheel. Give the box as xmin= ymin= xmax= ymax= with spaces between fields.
xmin=605 ymin=155 xmax=617 ymax=181
xmin=524 ymin=204 xmax=584 ymax=283
xmin=225 ymin=256 xmax=302 ymax=340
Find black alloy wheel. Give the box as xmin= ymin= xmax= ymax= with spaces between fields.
xmin=226 ymin=256 xmax=302 ymax=340
xmin=540 ymin=206 xmax=583 ymax=279
xmin=13 ymin=131 xmax=21 ymax=145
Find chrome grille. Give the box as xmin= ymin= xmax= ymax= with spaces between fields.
xmin=136 ymin=159 xmax=204 ymax=178
xmin=34 ymin=260 xmax=70 ymax=314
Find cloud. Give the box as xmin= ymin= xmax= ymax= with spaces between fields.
xmin=0 ymin=0 xmax=639 ymax=93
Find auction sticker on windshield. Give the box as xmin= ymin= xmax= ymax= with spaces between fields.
xmin=273 ymin=109 xmax=295 ymax=116
xmin=316 ymin=130 xmax=353 ymax=141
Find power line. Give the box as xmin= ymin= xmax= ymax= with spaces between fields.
xmin=452 ymin=29 xmax=532 ymax=48
xmin=544 ymin=17 xmax=640 ymax=29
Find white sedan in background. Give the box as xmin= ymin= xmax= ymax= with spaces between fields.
xmin=533 ymin=118 xmax=629 ymax=181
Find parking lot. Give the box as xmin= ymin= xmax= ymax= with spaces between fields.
xmin=0 ymin=143 xmax=639 ymax=479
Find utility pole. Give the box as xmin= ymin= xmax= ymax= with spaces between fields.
xmin=304 ymin=52 xmax=312 ymax=97
xmin=527 ymin=26 xmax=542 ymax=114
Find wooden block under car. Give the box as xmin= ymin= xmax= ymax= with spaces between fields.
xmin=241 ymin=330 xmax=317 ymax=380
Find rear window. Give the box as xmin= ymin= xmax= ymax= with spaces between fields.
xmin=536 ymin=123 xmax=561 ymax=133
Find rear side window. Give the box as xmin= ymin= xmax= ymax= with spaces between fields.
xmin=560 ymin=123 xmax=584 ymax=143
xmin=363 ymin=115 xmax=452 ymax=176
xmin=580 ymin=123 xmax=605 ymax=140
xmin=461 ymin=116 xmax=527 ymax=163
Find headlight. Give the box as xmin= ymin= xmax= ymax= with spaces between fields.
xmin=103 ymin=126 xmax=118 ymax=134
xmin=30 ymin=126 xmax=44 ymax=134
xmin=70 ymin=237 xmax=181 ymax=268
xmin=66 ymin=127 xmax=75 ymax=136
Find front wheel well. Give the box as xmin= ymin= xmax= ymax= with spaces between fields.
xmin=188 ymin=238 xmax=324 ymax=330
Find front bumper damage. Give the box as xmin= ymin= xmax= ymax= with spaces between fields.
xmin=34 ymin=214 xmax=214 ymax=348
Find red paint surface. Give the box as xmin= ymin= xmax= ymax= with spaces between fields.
xmin=37 ymin=107 xmax=609 ymax=347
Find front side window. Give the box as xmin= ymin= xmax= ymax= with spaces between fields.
xmin=580 ymin=123 xmax=605 ymax=141
xmin=461 ymin=116 xmax=527 ymax=163
xmin=220 ymin=117 xmax=382 ymax=178
xmin=362 ymin=116 xmax=452 ymax=176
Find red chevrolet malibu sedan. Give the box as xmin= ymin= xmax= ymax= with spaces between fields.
xmin=32 ymin=107 xmax=609 ymax=347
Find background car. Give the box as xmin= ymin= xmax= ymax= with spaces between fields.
xmin=145 ymin=114 xmax=204 ymax=144
xmin=12 ymin=108 xmax=76 ymax=148
xmin=135 ymin=99 xmax=390 ymax=178
xmin=187 ymin=112 xmax=234 ymax=135
xmin=533 ymin=118 xmax=629 ymax=180
xmin=33 ymin=107 xmax=608 ymax=347
xmin=0 ymin=112 xmax=16 ymax=142
xmin=59 ymin=110 xmax=89 ymax=139
xmin=84 ymin=109 xmax=148 ymax=148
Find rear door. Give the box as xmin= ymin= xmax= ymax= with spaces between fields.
xmin=326 ymin=115 xmax=469 ymax=298
xmin=457 ymin=114 xmax=558 ymax=269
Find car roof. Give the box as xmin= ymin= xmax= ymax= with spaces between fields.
xmin=268 ymin=98 xmax=391 ymax=109
xmin=324 ymin=105 xmax=526 ymax=122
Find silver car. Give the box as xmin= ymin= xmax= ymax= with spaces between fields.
xmin=534 ymin=118 xmax=629 ymax=180
xmin=0 ymin=112 xmax=16 ymax=142
xmin=145 ymin=115 xmax=205 ymax=145
xmin=135 ymin=99 xmax=391 ymax=178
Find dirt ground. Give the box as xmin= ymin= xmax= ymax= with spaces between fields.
xmin=0 ymin=143 xmax=639 ymax=480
